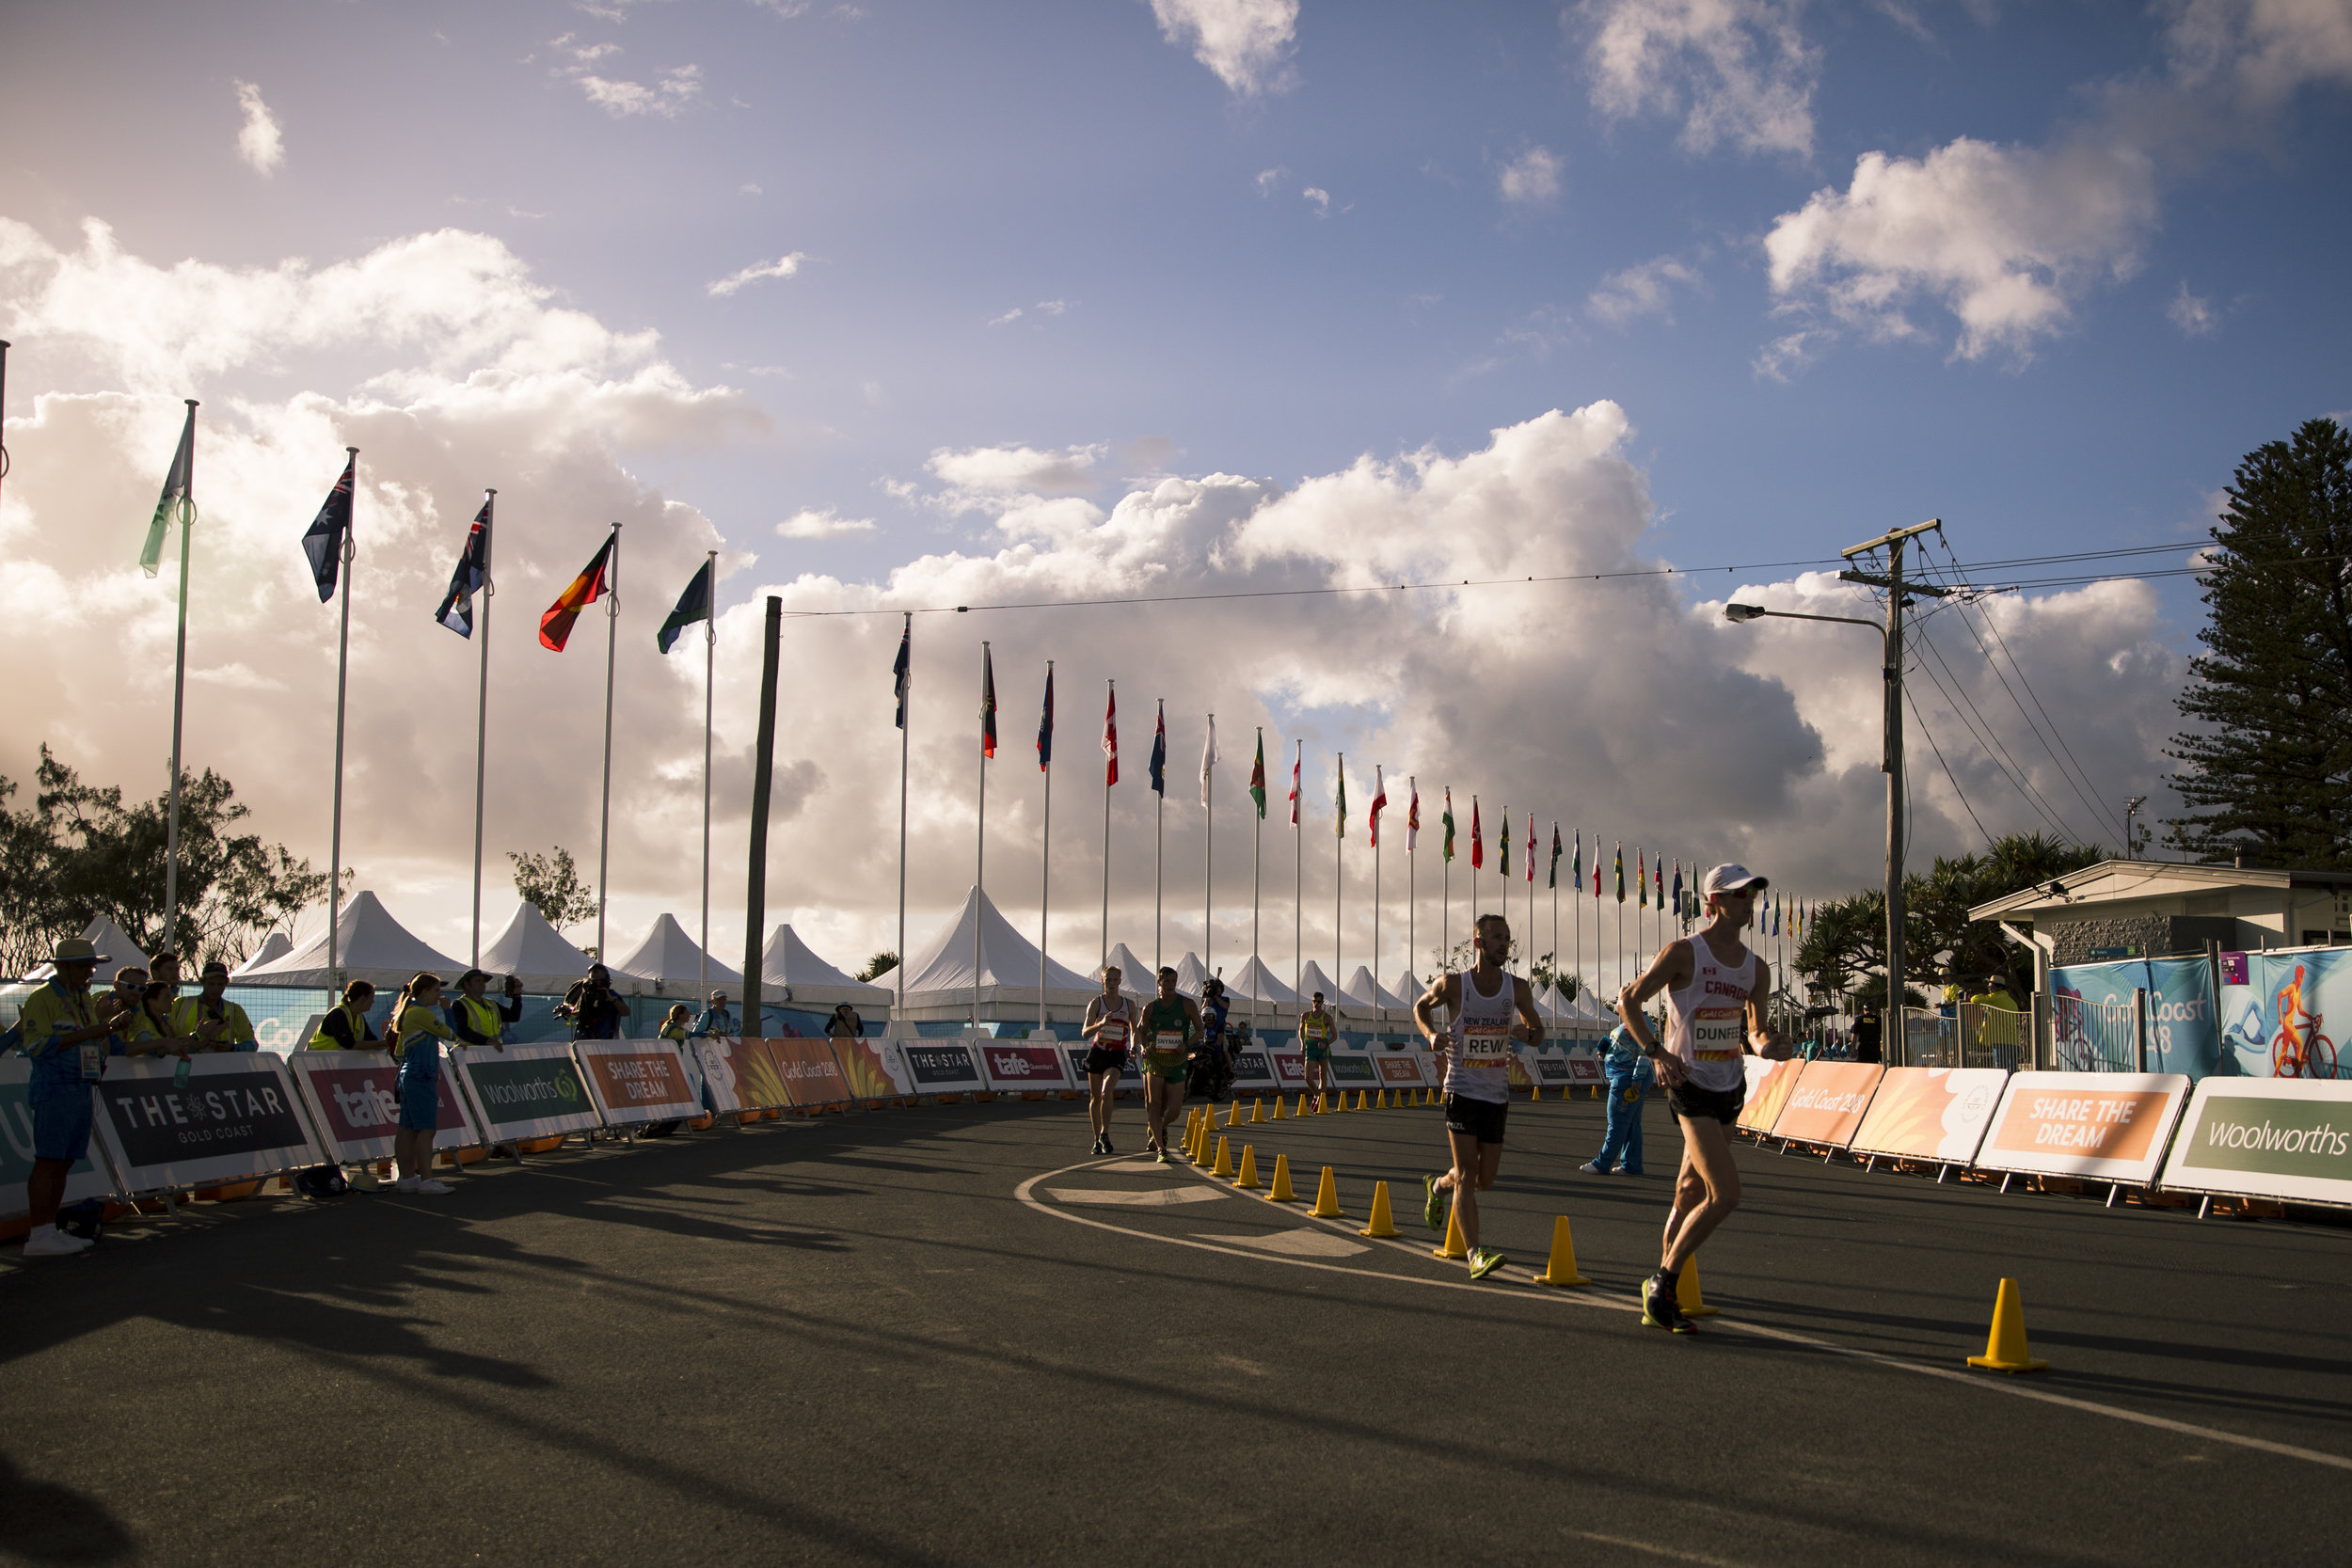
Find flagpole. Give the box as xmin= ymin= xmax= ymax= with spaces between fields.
xmin=1333 ymin=752 xmax=1343 ymax=1011
xmin=1040 ymin=658 xmax=1053 ymax=1037
xmin=1549 ymin=823 xmax=1558 ymax=1005
xmin=1406 ymin=777 xmax=1416 ymax=989
xmin=1251 ymin=727 xmax=1263 ymax=1027
xmin=1202 ymin=713 xmax=1214 ymax=983
xmin=163 ymin=400 xmax=200 ymax=953
xmin=1100 ymin=680 xmax=1113 ymax=970
xmin=698 ymin=546 xmax=714 ymax=1000
xmin=326 ymin=443 xmax=355 ymax=990
xmin=1372 ymin=768 xmax=1382 ymax=1021
xmin=595 ymin=522 xmax=620 ymax=961
xmin=1154 ymin=700 xmax=1164 ymax=973
xmin=976 ymin=641 xmax=989 ymax=1031
xmin=470 ymin=492 xmax=499 ymax=969
xmin=1293 ymin=740 xmax=1302 ymax=1006
xmin=897 ymin=611 xmax=910 ymax=1020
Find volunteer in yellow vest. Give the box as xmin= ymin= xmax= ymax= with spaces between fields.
xmin=1413 ymin=912 xmax=1544 ymax=1280
xmin=1137 ymin=967 xmax=1200 ymax=1163
xmin=16 ymin=938 xmax=119 ymax=1258
xmin=385 ymin=974 xmax=455 ymax=1195
xmin=309 ymin=982 xmax=380 ymax=1050
xmin=1617 ymin=863 xmax=1791 ymax=1334
xmin=1298 ymin=991 xmax=1338 ymax=1107
xmin=169 ymin=960 xmax=259 ymax=1050
xmin=1969 ymin=977 xmax=2024 ymax=1064
xmin=449 ymin=969 xmax=525 ymax=1051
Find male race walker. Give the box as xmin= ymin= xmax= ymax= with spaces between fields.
xmin=1616 ymin=863 xmax=1789 ymax=1332
xmin=1412 ymin=912 xmax=1544 ymax=1279
xmin=1079 ymin=964 xmax=1136 ymax=1155
xmin=1297 ymin=991 xmax=1337 ymax=1110
xmin=1137 ymin=967 xmax=1200 ymax=1162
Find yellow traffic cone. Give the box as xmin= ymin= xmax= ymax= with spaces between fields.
xmin=1186 ymin=1115 xmax=1204 ymax=1164
xmin=1432 ymin=1202 xmax=1470 ymax=1260
xmin=1534 ymin=1216 xmax=1590 ymax=1287
xmin=1358 ymin=1089 xmax=1371 ymax=1111
xmin=1676 ymin=1256 xmax=1719 ymax=1318
xmin=1310 ymin=1164 xmax=1344 ymax=1218
xmin=1359 ymin=1180 xmax=1398 ymax=1238
xmin=1266 ymin=1152 xmax=1298 ymax=1202
xmin=1375 ymin=1089 xmax=1388 ymax=1109
xmin=1212 ymin=1134 xmax=1233 ymax=1178
xmin=1295 ymin=1093 xmax=1309 ymax=1117
xmin=1227 ymin=1100 xmax=1241 ymax=1128
xmin=1966 ymin=1278 xmax=2050 ymax=1373
xmin=1250 ymin=1099 xmax=1264 ymax=1124
xmin=1532 ymin=1085 xmax=1543 ymax=1101
xmin=1234 ymin=1145 xmax=1262 ymax=1190
xmin=1272 ymin=1096 xmax=1286 ymax=1120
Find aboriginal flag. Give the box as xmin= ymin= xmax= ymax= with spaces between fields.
xmin=539 ymin=535 xmax=613 ymax=652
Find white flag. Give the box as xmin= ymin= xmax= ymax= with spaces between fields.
xmin=1199 ymin=714 xmax=1219 ymax=806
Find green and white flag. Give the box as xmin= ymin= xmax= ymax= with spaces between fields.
xmin=139 ymin=403 xmax=197 ymax=577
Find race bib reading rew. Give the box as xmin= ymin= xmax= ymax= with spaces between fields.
xmin=1462 ymin=1025 xmax=1513 ymax=1069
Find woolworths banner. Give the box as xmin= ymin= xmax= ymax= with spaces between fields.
xmin=2158 ymin=1078 xmax=2352 ymax=1207
xmin=451 ymin=1044 xmax=603 ymax=1142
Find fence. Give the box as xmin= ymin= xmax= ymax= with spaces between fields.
xmin=2049 ymin=991 xmax=2145 ymax=1073
xmin=1898 ymin=1003 xmax=2034 ymax=1071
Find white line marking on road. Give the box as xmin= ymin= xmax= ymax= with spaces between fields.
xmin=1018 ymin=1155 xmax=2352 ymax=1474
xmin=1192 ymin=1229 xmax=1370 ymax=1258
xmin=1045 ymin=1186 xmax=1229 ymax=1207
xmin=1571 ymin=1529 xmax=1753 ymax=1566
xmin=1097 ymin=1160 xmax=1182 ymax=1174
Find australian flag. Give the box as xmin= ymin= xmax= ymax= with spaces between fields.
xmin=300 ymin=454 xmax=356 ymax=603
xmin=436 ymin=495 xmax=492 ymax=636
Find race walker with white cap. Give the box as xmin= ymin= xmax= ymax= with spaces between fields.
xmin=1615 ymin=863 xmax=1791 ymax=1333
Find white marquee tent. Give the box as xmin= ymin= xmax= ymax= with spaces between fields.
xmin=612 ymin=913 xmax=742 ymax=997
xmin=238 ymin=891 xmax=464 ymax=990
xmin=25 ymin=916 xmax=151 ymax=981
xmin=758 ymin=924 xmax=892 ymax=1008
xmin=478 ymin=903 xmax=600 ymax=995
xmin=230 ymin=930 xmax=291 ymax=976
xmin=896 ymin=886 xmax=1099 ymax=1022
xmin=1225 ymin=955 xmax=1298 ymax=1008
xmin=1342 ymin=965 xmax=1411 ymax=1014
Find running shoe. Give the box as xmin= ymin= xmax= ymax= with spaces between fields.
xmin=1422 ymin=1174 xmax=1445 ymax=1231
xmin=1468 ymin=1247 xmax=1506 ymax=1280
xmin=1641 ymin=1272 xmax=1694 ymax=1333
xmin=23 ymin=1228 xmax=93 ymax=1259
xmin=1091 ymin=1135 xmax=1106 ymax=1155
xmin=413 ymin=1178 xmax=454 ymax=1195
xmin=1154 ymin=1149 xmax=1169 ymax=1165
xmin=1578 ymin=1160 xmax=1607 ymax=1174
xmin=1103 ymin=1136 xmax=1114 ymax=1155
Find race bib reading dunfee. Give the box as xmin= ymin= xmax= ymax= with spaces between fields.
xmin=1692 ymin=1006 xmax=1744 ymax=1061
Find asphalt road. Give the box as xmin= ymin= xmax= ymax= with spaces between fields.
xmin=3 ymin=1091 xmax=2347 ymax=1567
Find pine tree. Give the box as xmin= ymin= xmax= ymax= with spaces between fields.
xmin=2167 ymin=419 xmax=2352 ymax=868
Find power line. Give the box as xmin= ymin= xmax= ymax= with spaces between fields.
xmin=1903 ymin=683 xmax=1997 ymax=850
xmin=1906 ymin=629 xmax=2090 ymax=846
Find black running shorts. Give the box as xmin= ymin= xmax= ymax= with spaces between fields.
xmin=1082 ymin=1047 xmax=1128 ymax=1076
xmin=1443 ymin=1093 xmax=1508 ymax=1145
xmin=1666 ymin=1080 xmax=1745 ymax=1125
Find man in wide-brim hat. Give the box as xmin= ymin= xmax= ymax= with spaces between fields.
xmin=18 ymin=936 xmax=119 ymax=1259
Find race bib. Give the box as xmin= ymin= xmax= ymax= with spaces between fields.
xmin=1692 ymin=1006 xmax=1744 ymax=1060
xmin=1099 ymin=1019 xmax=1130 ymax=1047
xmin=1461 ymin=1024 xmax=1514 ymax=1069
xmin=1152 ymin=1031 xmax=1184 ymax=1053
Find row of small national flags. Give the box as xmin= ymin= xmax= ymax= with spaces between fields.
xmin=893 ymin=622 xmax=1813 ymax=937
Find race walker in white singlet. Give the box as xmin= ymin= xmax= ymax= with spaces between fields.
xmin=1444 ymin=966 xmax=1517 ymax=1105
xmin=1662 ymin=940 xmax=1758 ymax=1097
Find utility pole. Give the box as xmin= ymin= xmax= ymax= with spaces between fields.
xmin=1836 ymin=520 xmax=1947 ymax=1057
xmin=2124 ymin=796 xmax=2148 ymax=860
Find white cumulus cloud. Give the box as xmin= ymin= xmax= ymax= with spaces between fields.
xmin=552 ymin=36 xmax=703 ymax=119
xmin=1581 ymin=0 xmax=1819 ymax=157
xmin=1151 ymin=0 xmax=1300 ymax=96
xmin=2168 ymin=281 xmax=2220 ymax=337
xmin=776 ymin=508 xmax=877 ymax=539
xmin=1498 ymin=146 xmax=1564 ymax=206
xmin=1588 ymin=254 xmax=1705 ymax=325
xmin=707 ymin=251 xmax=806 ymax=297
xmin=234 ymin=82 xmax=284 ymax=175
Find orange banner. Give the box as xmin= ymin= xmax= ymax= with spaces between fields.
xmin=1769 ymin=1062 xmax=1884 ymax=1148
xmin=1981 ymin=1077 xmax=2178 ymax=1171
xmin=1846 ymin=1067 xmax=2009 ymax=1163
xmin=769 ymin=1037 xmax=852 ymax=1107
xmin=1738 ymin=1057 xmax=1804 ymax=1133
xmin=832 ymin=1037 xmax=908 ymax=1100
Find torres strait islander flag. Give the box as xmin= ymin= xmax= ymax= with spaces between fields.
xmin=538 ymin=533 xmax=612 ymax=651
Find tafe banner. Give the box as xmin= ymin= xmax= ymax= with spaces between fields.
xmin=1846 ymin=1068 xmax=2009 ymax=1164
xmin=1267 ymin=1050 xmax=1308 ymax=1090
xmin=977 ymin=1041 xmax=1073 ymax=1092
xmin=574 ymin=1040 xmax=704 ymax=1125
xmin=89 ymin=1053 xmax=322 ymax=1194
xmin=1737 ymin=1057 xmax=1805 ymax=1134
xmin=287 ymin=1052 xmax=484 ymax=1163
xmin=2157 ymin=1077 xmax=2352 ymax=1208
xmin=1974 ymin=1070 xmax=2192 ymax=1183
xmin=1769 ymin=1062 xmax=1885 ymax=1148
xmin=449 ymin=1043 xmax=604 ymax=1142
xmin=0 ymin=1059 xmax=121 ymax=1220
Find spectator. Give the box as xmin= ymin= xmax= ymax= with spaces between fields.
xmin=449 ymin=969 xmax=525 ymax=1051
xmin=826 ymin=1004 xmax=863 ymax=1042
xmin=385 ymin=974 xmax=454 ymax=1194
xmin=15 ymin=937 xmax=119 ymax=1258
xmin=1853 ymin=1006 xmax=1883 ymax=1065
xmin=169 ymin=960 xmax=258 ymax=1051
xmin=308 ymin=982 xmax=379 ymax=1049
xmin=694 ymin=990 xmax=739 ymax=1036
xmin=660 ymin=1004 xmax=691 ymax=1043
xmin=556 ymin=964 xmax=630 ymax=1039
xmin=150 ymin=948 xmax=183 ymax=996
xmin=1581 ymin=1023 xmax=1655 ymax=1176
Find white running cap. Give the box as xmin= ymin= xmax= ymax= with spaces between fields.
xmin=1702 ymin=863 xmax=1769 ymax=896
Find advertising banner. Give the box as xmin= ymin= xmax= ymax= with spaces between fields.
xmin=0 ymin=1059 xmax=120 ymax=1221
xmin=977 ymin=1041 xmax=1073 ymax=1093
xmin=1974 ymin=1070 xmax=2192 ymax=1183
xmin=1767 ymin=1062 xmax=1885 ymax=1148
xmin=2217 ymin=947 xmax=2348 ymax=1081
xmin=1566 ymin=1053 xmax=1604 ymax=1085
xmin=88 ymin=1053 xmax=322 ymax=1194
xmin=574 ymin=1040 xmax=704 ymax=1125
xmin=287 ymin=1052 xmax=483 ymax=1163
xmin=692 ymin=1037 xmax=792 ymax=1114
xmin=1524 ymin=1052 xmax=1578 ymax=1089
xmin=770 ymin=1037 xmax=855 ymax=1107
xmin=1267 ymin=1050 xmax=1307 ymax=1090
xmin=1327 ymin=1051 xmax=1379 ymax=1087
xmin=450 ymin=1043 xmax=604 ymax=1142
xmin=1737 ymin=1057 xmax=1804 ymax=1134
xmin=1846 ymin=1067 xmax=2010 ymax=1164
xmin=2054 ymin=958 xmax=2221 ymax=1078
xmin=898 ymin=1040 xmax=987 ymax=1096
xmin=1371 ymin=1051 xmax=1429 ymax=1089
xmin=1229 ymin=1048 xmax=1280 ymax=1093
xmin=1058 ymin=1044 xmax=1143 ymax=1092
xmin=2157 ymin=1077 xmax=2352 ymax=1207
xmin=834 ymin=1037 xmax=914 ymax=1100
